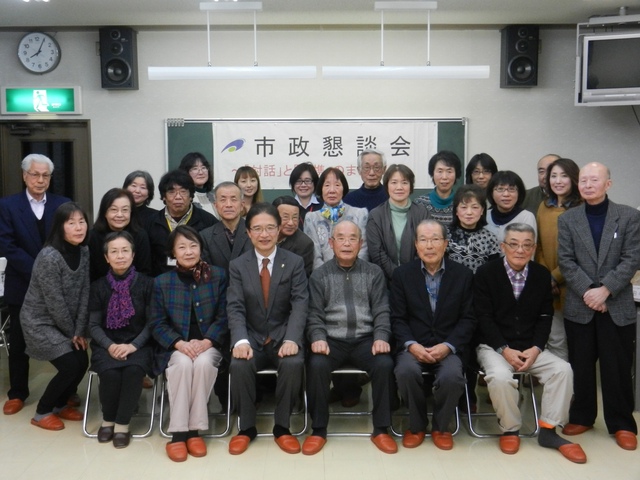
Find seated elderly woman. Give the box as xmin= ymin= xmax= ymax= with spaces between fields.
xmin=150 ymin=225 xmax=228 ymax=463
xmin=21 ymin=202 xmax=90 ymax=431
xmin=89 ymin=231 xmax=154 ymax=448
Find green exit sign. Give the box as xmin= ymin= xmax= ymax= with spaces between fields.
xmin=1 ymin=87 xmax=82 ymax=114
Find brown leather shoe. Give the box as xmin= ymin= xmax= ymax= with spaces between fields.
xmin=56 ymin=406 xmax=83 ymax=421
xmin=31 ymin=414 xmax=65 ymax=431
xmin=186 ymin=437 xmax=207 ymax=457
xmin=402 ymin=431 xmax=425 ymax=448
xmin=66 ymin=394 xmax=81 ymax=407
xmin=558 ymin=443 xmax=587 ymax=463
xmin=302 ymin=436 xmax=326 ymax=455
xmin=499 ymin=434 xmax=520 ymax=454
xmin=142 ymin=376 xmax=154 ymax=389
xmin=371 ymin=433 xmax=398 ymax=454
xmin=561 ymin=424 xmax=592 ymax=436
xmin=113 ymin=432 xmax=131 ymax=449
xmin=166 ymin=441 xmax=188 ymax=462
xmin=615 ymin=430 xmax=637 ymax=451
xmin=97 ymin=426 xmax=114 ymax=443
xmin=229 ymin=435 xmax=251 ymax=455
xmin=3 ymin=398 xmax=24 ymax=415
xmin=432 ymin=431 xmax=453 ymax=450
xmin=275 ymin=434 xmax=301 ymax=454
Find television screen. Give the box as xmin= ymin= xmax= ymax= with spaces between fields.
xmin=577 ymin=31 xmax=640 ymax=106
xmin=586 ymin=36 xmax=640 ymax=90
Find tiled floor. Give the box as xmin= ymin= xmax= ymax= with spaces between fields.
xmin=1 ymin=358 xmax=638 ymax=480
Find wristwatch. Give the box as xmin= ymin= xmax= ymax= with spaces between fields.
xmin=496 ymin=345 xmax=509 ymax=355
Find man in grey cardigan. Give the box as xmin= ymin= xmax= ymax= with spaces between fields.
xmin=302 ymin=221 xmax=397 ymax=455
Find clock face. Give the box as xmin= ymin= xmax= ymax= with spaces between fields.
xmin=18 ymin=32 xmax=61 ymax=74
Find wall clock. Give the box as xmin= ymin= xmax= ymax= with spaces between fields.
xmin=18 ymin=32 xmax=61 ymax=74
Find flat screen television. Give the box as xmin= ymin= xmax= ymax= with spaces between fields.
xmin=576 ymin=30 xmax=640 ymax=106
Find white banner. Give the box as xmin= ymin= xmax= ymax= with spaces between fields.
xmin=212 ymin=120 xmax=439 ymax=190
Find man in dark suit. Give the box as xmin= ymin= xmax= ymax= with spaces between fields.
xmin=272 ymin=195 xmax=314 ymax=278
xmin=474 ymin=223 xmax=586 ymax=463
xmin=391 ymin=219 xmax=475 ymax=450
xmin=227 ymin=203 xmax=308 ymax=455
xmin=200 ymin=182 xmax=251 ymax=272
xmin=558 ymin=162 xmax=640 ymax=451
xmin=147 ymin=169 xmax=217 ymax=276
xmin=0 ymin=154 xmax=70 ymax=415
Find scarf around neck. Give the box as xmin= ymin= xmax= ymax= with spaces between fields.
xmin=106 ymin=267 xmax=136 ymax=330
xmin=320 ymin=201 xmax=346 ymax=224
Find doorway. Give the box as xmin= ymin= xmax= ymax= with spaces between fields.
xmin=0 ymin=120 xmax=93 ymax=219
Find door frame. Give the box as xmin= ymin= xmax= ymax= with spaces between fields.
xmin=0 ymin=120 xmax=93 ymax=219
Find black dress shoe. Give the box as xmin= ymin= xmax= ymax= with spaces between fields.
xmin=113 ymin=432 xmax=131 ymax=449
xmin=98 ymin=426 xmax=114 ymax=443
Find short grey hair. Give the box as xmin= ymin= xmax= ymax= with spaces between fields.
xmin=332 ymin=219 xmax=362 ymax=239
xmin=213 ymin=181 xmax=243 ymax=202
xmin=504 ymin=222 xmax=535 ymax=237
xmin=22 ymin=154 xmax=54 ymax=174
xmin=357 ymin=149 xmax=386 ymax=169
xmin=414 ymin=219 xmax=447 ymax=241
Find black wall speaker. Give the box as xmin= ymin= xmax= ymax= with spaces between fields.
xmin=99 ymin=27 xmax=138 ymax=90
xmin=500 ymin=25 xmax=539 ymax=88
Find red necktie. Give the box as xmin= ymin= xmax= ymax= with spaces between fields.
xmin=260 ymin=257 xmax=270 ymax=307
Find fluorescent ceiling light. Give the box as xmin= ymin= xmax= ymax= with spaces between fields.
xmin=323 ymin=1 xmax=489 ymax=80
xmin=150 ymin=1 xmax=315 ymax=81
xmin=149 ymin=66 xmax=317 ymax=80
xmin=200 ymin=2 xmax=262 ymax=12
xmin=322 ymin=65 xmax=490 ymax=79
xmin=374 ymin=2 xmax=437 ymax=11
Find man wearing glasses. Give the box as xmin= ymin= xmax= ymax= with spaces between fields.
xmin=227 ymin=203 xmax=308 ymax=455
xmin=344 ymin=149 xmax=388 ymax=211
xmin=148 ymin=169 xmax=217 ymax=276
xmin=391 ymin=219 xmax=475 ymax=451
xmin=473 ymin=223 xmax=586 ymax=463
xmin=0 ymin=154 xmax=70 ymax=415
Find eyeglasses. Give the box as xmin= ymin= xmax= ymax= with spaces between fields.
xmin=332 ymin=235 xmax=360 ymax=244
xmin=494 ymin=187 xmax=518 ymax=194
xmin=417 ymin=237 xmax=445 ymax=246
xmin=295 ymin=178 xmax=314 ymax=186
xmin=189 ymin=165 xmax=208 ymax=173
xmin=249 ymin=225 xmax=279 ymax=234
xmin=25 ymin=171 xmax=52 ymax=180
xmin=360 ymin=165 xmax=383 ymax=174
xmin=503 ymin=242 xmax=535 ymax=252
xmin=472 ymin=169 xmax=492 ymax=176
xmin=165 ymin=188 xmax=190 ymax=199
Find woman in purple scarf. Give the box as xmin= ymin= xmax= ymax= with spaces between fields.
xmin=88 ymin=230 xmax=154 ymax=448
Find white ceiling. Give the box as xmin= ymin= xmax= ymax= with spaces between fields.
xmin=0 ymin=0 xmax=638 ymax=30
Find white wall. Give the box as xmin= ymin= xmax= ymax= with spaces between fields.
xmin=1 ymin=27 xmax=639 ymax=210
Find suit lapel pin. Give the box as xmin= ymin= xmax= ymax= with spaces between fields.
xmin=281 ymin=264 xmax=285 ymax=268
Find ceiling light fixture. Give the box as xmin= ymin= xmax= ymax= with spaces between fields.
xmin=148 ymin=1 xmax=316 ymax=80
xmin=322 ymin=1 xmax=490 ymax=80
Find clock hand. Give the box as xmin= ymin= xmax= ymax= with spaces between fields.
xmin=30 ymin=38 xmax=46 ymax=58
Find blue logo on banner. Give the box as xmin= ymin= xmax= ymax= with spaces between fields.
xmin=221 ymin=139 xmax=245 ymax=153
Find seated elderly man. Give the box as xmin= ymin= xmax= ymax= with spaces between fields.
xmin=473 ymin=223 xmax=586 ymax=463
xmin=391 ymin=219 xmax=476 ymax=450
xmin=303 ymin=220 xmax=396 ymax=455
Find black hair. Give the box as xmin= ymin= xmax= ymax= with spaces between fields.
xmin=122 ymin=170 xmax=155 ymax=205
xmin=383 ymin=164 xmax=415 ymax=195
xmin=486 ymin=170 xmax=526 ymax=209
xmin=245 ymin=202 xmax=281 ymax=229
xmin=450 ymin=184 xmax=488 ymax=229
xmin=427 ymin=150 xmax=462 ymax=180
xmin=94 ymin=188 xmax=139 ymax=234
xmin=45 ymin=202 xmax=90 ymax=251
xmin=158 ymin=169 xmax=195 ymax=201
xmin=102 ymin=230 xmax=136 ymax=255
xmin=179 ymin=152 xmax=213 ymax=192
xmin=289 ymin=162 xmax=319 ymax=192
xmin=465 ymin=153 xmax=498 ymax=185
